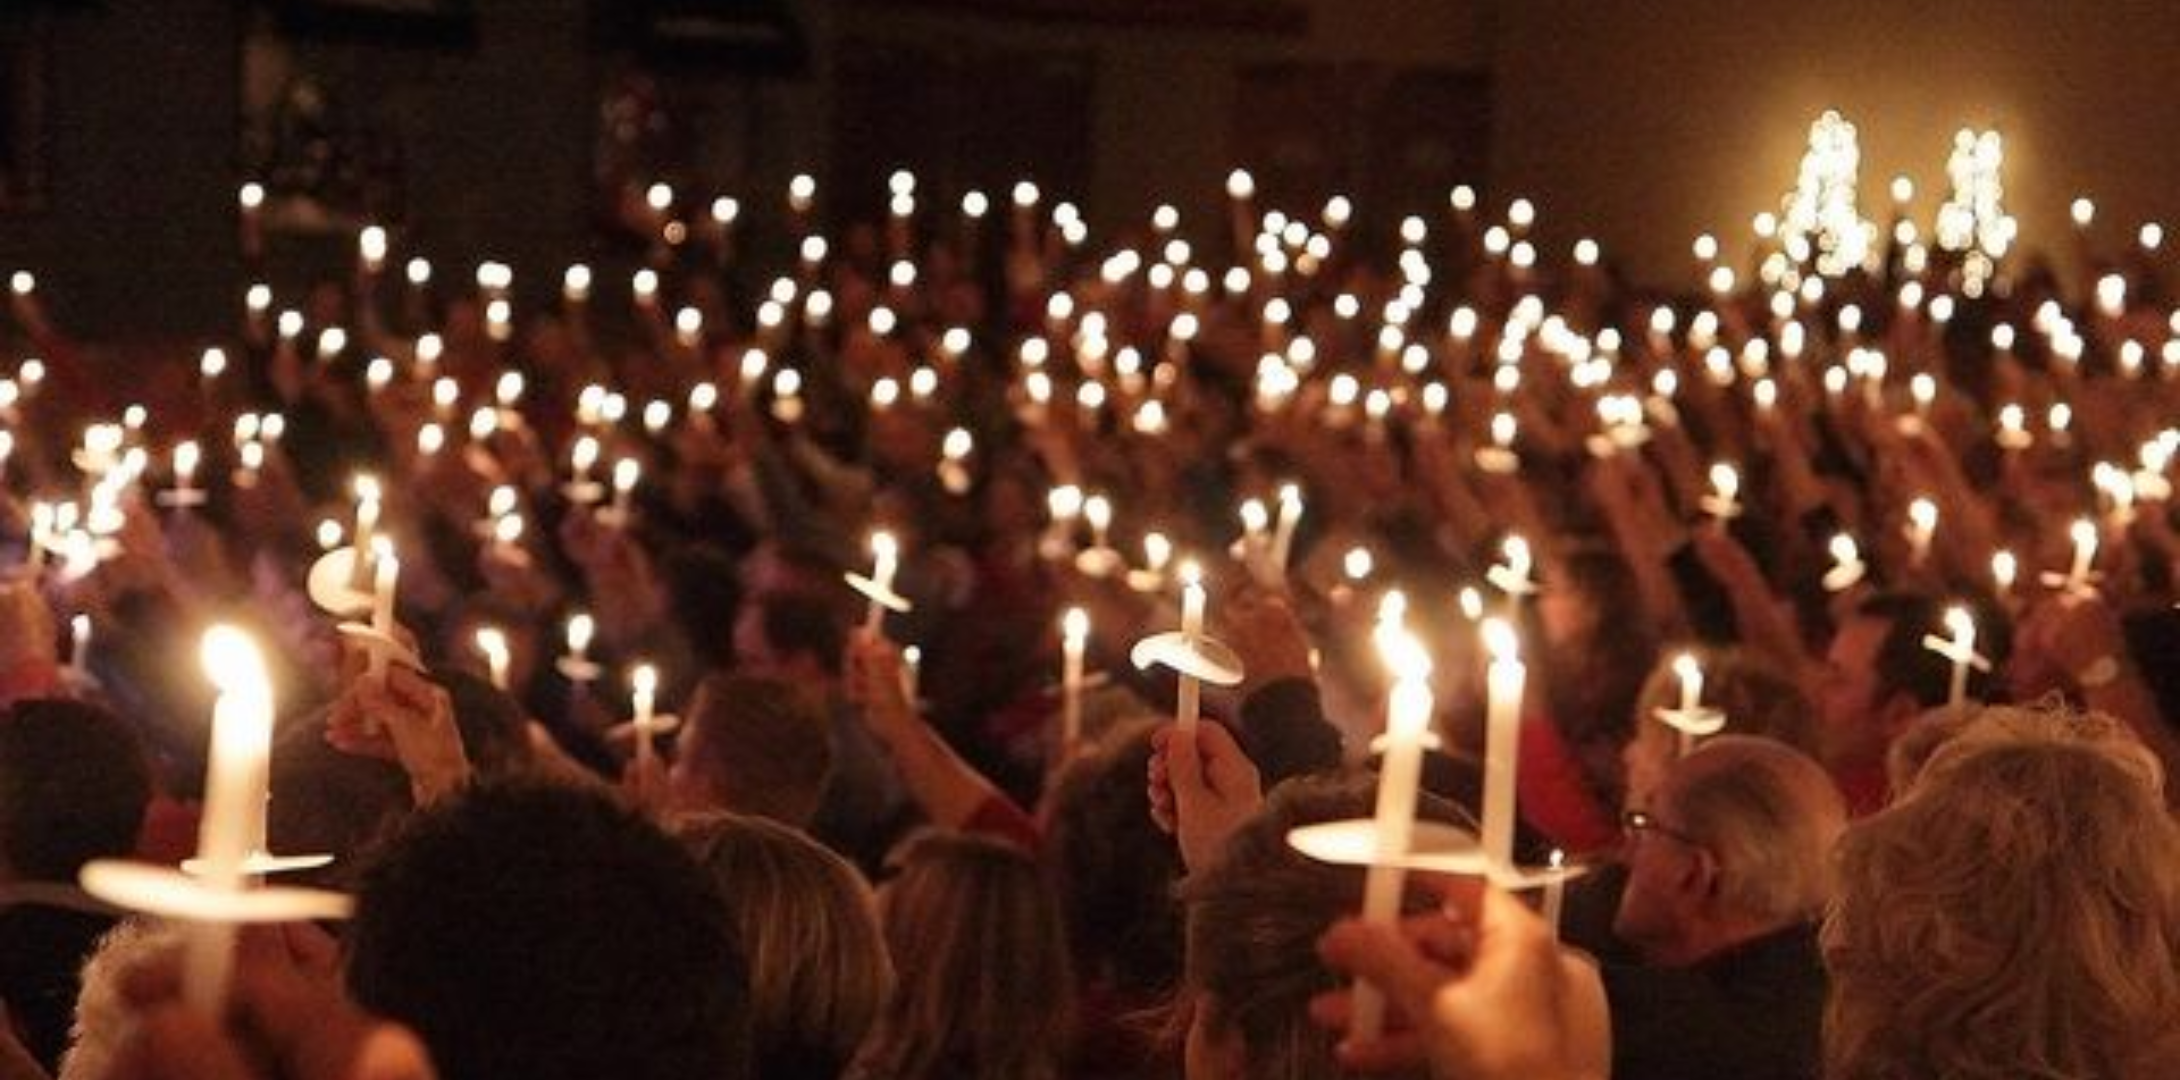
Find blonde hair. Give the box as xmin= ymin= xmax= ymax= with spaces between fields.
xmin=675 ymin=812 xmax=892 ymax=1080
xmin=1824 ymin=704 xmax=2180 ymax=1079
xmin=848 ymin=830 xmax=1072 ymax=1080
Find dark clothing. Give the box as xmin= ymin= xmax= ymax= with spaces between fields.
xmin=0 ymin=895 xmax=118 ymax=1072
xmin=1604 ymin=922 xmax=1827 ymax=1080
xmin=1557 ymin=860 xmax=1642 ymax=966
xmin=1235 ymin=677 xmax=1343 ymax=784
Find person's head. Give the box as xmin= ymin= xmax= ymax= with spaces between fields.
xmin=676 ymin=812 xmax=891 ymax=1080
xmin=732 ymin=589 xmax=847 ymax=686
xmin=346 ymin=779 xmax=748 ymax=1080
xmin=670 ymin=672 xmax=833 ymax=827
xmin=0 ymin=698 xmax=151 ymax=883
xmin=1824 ymin=704 xmax=2180 ymax=1079
xmin=663 ymin=544 xmax=744 ymax=672
xmin=1183 ymin=774 xmax=1445 ymax=1080
xmin=1533 ymin=541 xmax=1658 ymax=802
xmin=1041 ymin=718 xmax=1186 ymax=998
xmin=1614 ymin=736 xmax=1845 ymax=967
xmin=856 ymin=829 xmax=1072 ymax=1080
xmin=1816 ymin=592 xmax=2004 ymax=770
xmin=1623 ymin=647 xmax=1820 ymax=811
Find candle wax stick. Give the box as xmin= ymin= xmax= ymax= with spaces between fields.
xmin=1175 ymin=574 xmax=1206 ymax=734
xmin=1349 ymin=674 xmax=1433 ymax=1042
xmin=1061 ymin=610 xmax=1088 ymax=751
xmin=183 ymin=627 xmax=274 ymax=1014
xmin=366 ymin=550 xmax=399 ymax=681
xmin=1480 ymin=620 xmax=1525 ymax=872
xmin=1542 ymin=851 xmax=1567 ymax=938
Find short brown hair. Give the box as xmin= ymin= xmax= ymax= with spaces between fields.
xmin=683 ymin=673 xmax=833 ymax=827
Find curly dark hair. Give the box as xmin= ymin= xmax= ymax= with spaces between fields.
xmin=345 ymin=778 xmax=749 ymax=1080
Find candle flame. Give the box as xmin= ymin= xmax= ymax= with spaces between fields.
xmin=200 ymin=625 xmax=270 ymax=699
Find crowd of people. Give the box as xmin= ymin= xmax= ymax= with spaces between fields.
xmin=2 ymin=156 xmax=2179 ymax=1080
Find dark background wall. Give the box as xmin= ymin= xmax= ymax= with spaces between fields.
xmin=15 ymin=1 xmax=2177 ymax=342
xmin=0 ymin=0 xmax=1491 ymax=340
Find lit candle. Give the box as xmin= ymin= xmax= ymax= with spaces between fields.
xmin=358 ymin=226 xmax=388 ymax=275
xmin=171 ymin=440 xmax=201 ymax=501
xmin=2062 ymin=517 xmax=2098 ymax=595
xmin=1922 ymin=605 xmax=1979 ymax=708
xmin=1238 ymin=498 xmax=1271 ymax=579
xmin=1905 ymin=497 xmax=1938 ymax=567
xmin=1542 ymin=849 xmax=1568 ymax=938
xmin=1486 ymin=534 xmax=1537 ymax=598
xmin=349 ymin=476 xmax=382 ymax=592
xmin=69 ymin=613 xmax=91 ymax=684
xmin=630 ymin=663 xmax=660 ymax=773
xmin=1350 ymin=615 xmax=1435 ymax=1043
xmin=1061 ymin=607 xmax=1089 ymax=751
xmin=901 ymin=645 xmax=922 ymax=704
xmin=608 ymin=459 xmax=640 ymax=525
xmin=1667 ymin=651 xmax=1708 ymax=757
xmin=1702 ymin=462 xmax=1743 ymax=521
xmin=476 ymin=627 xmax=510 ymax=691
xmin=1175 ymin=562 xmax=1206 ymax=735
xmin=1992 ymin=549 xmax=2018 ymax=597
xmin=864 ymin=531 xmax=899 ymax=635
xmin=366 ymin=542 xmax=399 ymax=681
xmin=566 ymin=614 xmax=593 ymax=665
xmin=1480 ymin=617 xmax=1525 ymax=873
xmin=183 ymin=626 xmax=274 ymax=1014
xmin=1083 ymin=494 xmax=1114 ymax=554
xmin=1823 ymin=532 xmax=1865 ymax=592
xmin=1270 ymin=482 xmax=1304 ymax=576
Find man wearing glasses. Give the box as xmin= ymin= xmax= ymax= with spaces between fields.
xmin=1604 ymin=736 xmax=1846 ymax=1080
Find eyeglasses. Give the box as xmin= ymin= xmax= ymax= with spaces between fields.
xmin=1621 ymin=808 xmax=1705 ymax=851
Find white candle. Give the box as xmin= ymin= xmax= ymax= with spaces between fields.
xmin=349 ymin=476 xmax=382 ymax=591
xmin=69 ymin=614 xmax=90 ymax=682
xmin=1940 ymin=606 xmax=1976 ymax=707
xmin=567 ymin=613 xmax=594 ymax=664
xmin=1176 ymin=562 xmax=1206 ymax=735
xmin=1671 ymin=652 xmax=1703 ymax=758
xmin=631 ymin=663 xmax=659 ymax=772
xmin=2065 ymin=517 xmax=2098 ymax=594
xmin=476 ymin=627 xmax=510 ymax=691
xmin=366 ymin=544 xmax=399 ymax=681
xmin=865 ymin=531 xmax=898 ymax=635
xmin=1270 ymin=482 xmax=1304 ymax=576
xmin=1480 ymin=617 xmax=1525 ymax=873
xmin=1350 ymin=621 xmax=1435 ymax=1042
xmin=1542 ymin=849 xmax=1568 ymax=938
xmin=358 ymin=226 xmax=388 ymax=274
xmin=1061 ymin=608 xmax=1089 ymax=749
xmin=183 ymin=625 xmax=274 ymax=1014
xmin=1992 ymin=549 xmax=2018 ymax=596
xmin=1705 ymin=463 xmax=1742 ymax=521
xmin=1906 ymin=497 xmax=1938 ymax=566
xmin=901 ymin=645 xmax=922 ymax=704
xmin=609 ymin=459 xmax=640 ymax=524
